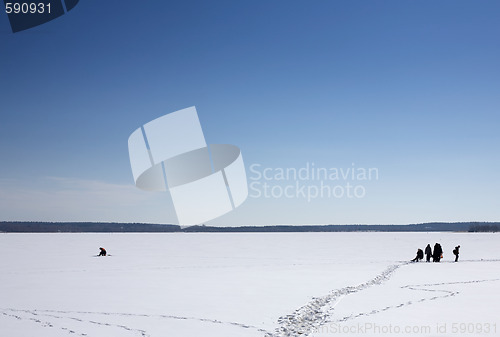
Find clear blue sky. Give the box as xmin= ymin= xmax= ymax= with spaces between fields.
xmin=1 ymin=0 xmax=499 ymax=225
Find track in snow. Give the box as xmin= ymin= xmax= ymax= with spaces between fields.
xmin=0 ymin=308 xmax=271 ymax=337
xmin=2 ymin=260 xmax=499 ymax=337
xmin=334 ymin=278 xmax=500 ymax=323
xmin=267 ymin=260 xmax=500 ymax=337
xmin=266 ymin=262 xmax=409 ymax=337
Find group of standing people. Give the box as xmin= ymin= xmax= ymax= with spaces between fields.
xmin=411 ymin=243 xmax=460 ymax=262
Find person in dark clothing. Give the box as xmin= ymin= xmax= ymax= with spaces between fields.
xmin=425 ymin=244 xmax=432 ymax=262
xmin=432 ymin=243 xmax=443 ymax=262
xmin=411 ymin=248 xmax=424 ymax=262
xmin=98 ymin=247 xmax=107 ymax=256
xmin=453 ymin=245 xmax=460 ymax=262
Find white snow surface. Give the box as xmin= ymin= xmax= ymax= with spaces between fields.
xmin=0 ymin=232 xmax=499 ymax=337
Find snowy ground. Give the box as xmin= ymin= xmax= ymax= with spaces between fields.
xmin=0 ymin=232 xmax=499 ymax=337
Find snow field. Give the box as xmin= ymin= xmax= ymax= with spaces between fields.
xmin=1 ymin=232 xmax=499 ymax=337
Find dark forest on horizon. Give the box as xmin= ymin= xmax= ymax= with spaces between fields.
xmin=0 ymin=222 xmax=498 ymax=233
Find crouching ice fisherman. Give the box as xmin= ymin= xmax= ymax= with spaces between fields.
xmin=411 ymin=248 xmax=424 ymax=262
xmin=98 ymin=247 xmax=107 ymax=256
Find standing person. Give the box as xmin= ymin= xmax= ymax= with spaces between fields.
xmin=411 ymin=248 xmax=424 ymax=262
xmin=425 ymin=244 xmax=432 ymax=262
xmin=453 ymin=245 xmax=460 ymax=262
xmin=98 ymin=247 xmax=107 ymax=256
xmin=433 ymin=243 xmax=443 ymax=262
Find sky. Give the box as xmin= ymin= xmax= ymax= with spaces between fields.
xmin=0 ymin=0 xmax=499 ymax=225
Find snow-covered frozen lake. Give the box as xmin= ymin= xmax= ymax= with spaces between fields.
xmin=1 ymin=232 xmax=499 ymax=337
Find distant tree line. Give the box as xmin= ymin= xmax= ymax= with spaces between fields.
xmin=182 ymin=222 xmax=492 ymax=233
xmin=468 ymin=224 xmax=498 ymax=232
xmin=0 ymin=222 xmax=180 ymax=233
xmin=1 ymin=221 xmax=499 ymax=233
